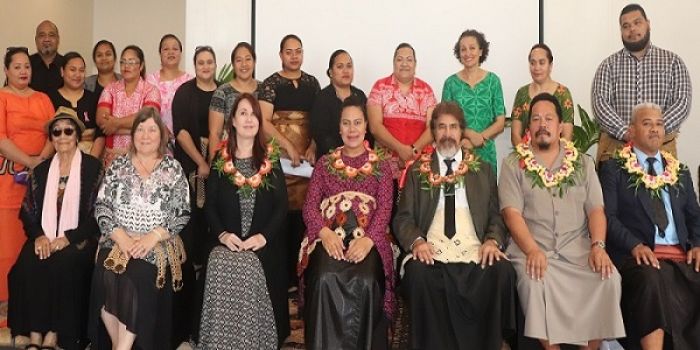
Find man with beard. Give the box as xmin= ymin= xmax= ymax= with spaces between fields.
xmin=592 ymin=3 xmax=692 ymax=164
xmin=30 ymin=20 xmax=64 ymax=93
xmin=600 ymin=103 xmax=700 ymax=350
xmin=394 ymin=101 xmax=517 ymax=350
xmin=500 ymin=93 xmax=625 ymax=349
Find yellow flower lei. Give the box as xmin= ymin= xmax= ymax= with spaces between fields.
xmin=514 ymin=135 xmax=582 ymax=196
xmin=614 ymin=143 xmax=682 ymax=199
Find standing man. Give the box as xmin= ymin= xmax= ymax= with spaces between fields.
xmin=394 ymin=101 xmax=516 ymax=350
xmin=592 ymin=3 xmax=692 ymax=164
xmin=600 ymin=103 xmax=700 ymax=350
xmin=500 ymin=93 xmax=625 ymax=349
xmin=30 ymin=20 xmax=64 ymax=93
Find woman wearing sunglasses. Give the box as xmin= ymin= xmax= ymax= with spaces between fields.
xmin=0 ymin=46 xmax=55 ymax=327
xmin=8 ymin=107 xmax=103 ymax=350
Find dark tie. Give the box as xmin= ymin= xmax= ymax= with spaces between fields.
xmin=444 ymin=159 xmax=456 ymax=239
xmin=646 ymin=158 xmax=668 ymax=238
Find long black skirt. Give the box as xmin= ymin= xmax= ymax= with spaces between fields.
xmin=303 ymin=247 xmax=387 ymax=350
xmin=618 ymin=258 xmax=700 ymax=350
xmin=8 ymin=239 xmax=96 ymax=350
xmin=88 ymin=248 xmax=173 ymax=350
xmin=402 ymin=259 xmax=516 ymax=350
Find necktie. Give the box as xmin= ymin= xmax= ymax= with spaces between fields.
xmin=646 ymin=157 xmax=668 ymax=238
xmin=444 ymin=158 xmax=456 ymax=239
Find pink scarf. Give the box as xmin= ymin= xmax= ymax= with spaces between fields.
xmin=42 ymin=151 xmax=82 ymax=241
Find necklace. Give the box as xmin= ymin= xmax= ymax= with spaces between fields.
xmin=513 ymin=134 xmax=581 ymax=197
xmin=614 ymin=143 xmax=683 ymax=199
xmin=213 ymin=139 xmax=280 ymax=197
xmin=58 ymin=176 xmax=69 ymax=190
xmin=326 ymin=141 xmax=384 ymax=180
xmin=134 ymin=155 xmax=158 ymax=176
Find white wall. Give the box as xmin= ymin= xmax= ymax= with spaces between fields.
xmin=0 ymin=0 xmax=93 ymax=83
xmin=545 ymin=0 xmax=700 ymax=185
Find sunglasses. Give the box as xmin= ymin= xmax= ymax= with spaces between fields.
xmin=51 ymin=127 xmax=75 ymax=137
xmin=5 ymin=46 xmax=29 ymax=54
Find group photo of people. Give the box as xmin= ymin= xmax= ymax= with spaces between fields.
xmin=0 ymin=2 xmax=698 ymax=350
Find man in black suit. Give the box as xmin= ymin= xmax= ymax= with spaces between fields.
xmin=393 ymin=101 xmax=516 ymax=350
xmin=600 ymin=102 xmax=700 ymax=350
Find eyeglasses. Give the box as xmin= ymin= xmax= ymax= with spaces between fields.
xmin=5 ymin=46 xmax=29 ymax=54
xmin=51 ymin=127 xmax=75 ymax=137
xmin=119 ymin=59 xmax=140 ymax=67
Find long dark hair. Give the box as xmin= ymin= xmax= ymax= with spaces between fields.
xmin=225 ymin=93 xmax=267 ymax=170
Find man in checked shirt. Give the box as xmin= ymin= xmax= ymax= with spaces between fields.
xmin=592 ymin=3 xmax=692 ymax=165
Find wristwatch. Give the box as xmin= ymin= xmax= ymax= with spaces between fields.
xmin=591 ymin=240 xmax=606 ymax=249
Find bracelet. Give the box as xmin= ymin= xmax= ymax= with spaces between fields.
xmin=591 ymin=240 xmax=606 ymax=249
xmin=410 ymin=144 xmax=419 ymax=155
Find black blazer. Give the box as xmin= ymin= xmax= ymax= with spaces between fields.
xmin=393 ymin=152 xmax=508 ymax=252
xmin=19 ymin=153 xmax=103 ymax=244
xmin=599 ymin=159 xmax=700 ymax=265
xmin=205 ymin=163 xmax=288 ymax=257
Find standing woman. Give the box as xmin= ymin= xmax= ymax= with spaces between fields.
xmin=90 ymin=108 xmax=190 ymax=350
xmin=8 ymin=108 xmax=102 ymax=350
xmin=310 ymin=49 xmax=368 ymax=159
xmin=199 ymin=93 xmax=287 ymax=349
xmin=146 ymin=34 xmax=193 ymax=134
xmin=510 ymin=43 xmax=574 ymax=145
xmin=258 ymin=34 xmax=321 ymax=343
xmin=85 ymin=40 xmax=121 ymax=99
xmin=367 ymin=43 xmax=437 ymax=182
xmin=208 ymin=42 xmax=262 ymax=161
xmin=96 ymin=45 xmax=161 ymax=166
xmin=300 ymin=96 xmax=394 ymax=350
xmin=171 ymin=45 xmax=218 ymax=344
xmin=0 ymin=47 xmax=54 ymax=321
xmin=442 ymin=29 xmax=506 ymax=171
xmin=48 ymin=51 xmax=105 ymax=158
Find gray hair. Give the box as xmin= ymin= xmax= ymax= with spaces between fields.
xmin=630 ymin=102 xmax=663 ymax=124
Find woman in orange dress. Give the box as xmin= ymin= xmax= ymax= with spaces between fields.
xmin=0 ymin=47 xmax=54 ymax=322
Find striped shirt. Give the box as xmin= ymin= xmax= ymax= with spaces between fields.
xmin=592 ymin=44 xmax=692 ymax=140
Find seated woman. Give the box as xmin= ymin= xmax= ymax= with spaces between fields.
xmin=48 ymin=51 xmax=105 ymax=158
xmin=89 ymin=108 xmax=190 ymax=350
xmin=300 ymin=96 xmax=394 ymax=350
xmin=8 ymin=107 xmax=102 ymax=350
xmin=510 ymin=43 xmax=574 ymax=145
xmin=199 ymin=93 xmax=287 ymax=350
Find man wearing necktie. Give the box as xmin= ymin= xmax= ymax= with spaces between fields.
xmin=600 ymin=102 xmax=700 ymax=350
xmin=393 ymin=102 xmax=516 ymax=350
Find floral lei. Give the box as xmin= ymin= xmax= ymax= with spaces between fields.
xmin=326 ymin=141 xmax=385 ymax=180
xmin=613 ymin=142 xmax=683 ymax=199
xmin=213 ymin=139 xmax=280 ymax=197
xmin=416 ymin=148 xmax=480 ymax=191
xmin=514 ymin=133 xmax=582 ymax=197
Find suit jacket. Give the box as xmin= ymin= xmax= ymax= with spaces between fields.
xmin=19 ymin=152 xmax=103 ymax=243
xmin=599 ymin=159 xmax=700 ymax=265
xmin=393 ymin=152 xmax=507 ymax=252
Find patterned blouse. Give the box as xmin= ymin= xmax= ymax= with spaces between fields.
xmin=95 ymin=154 xmax=190 ymax=265
xmin=146 ymin=71 xmax=193 ymax=133
xmin=98 ymin=79 xmax=161 ymax=150
xmin=301 ymin=152 xmax=395 ymax=317
xmin=511 ymin=83 xmax=574 ymax=136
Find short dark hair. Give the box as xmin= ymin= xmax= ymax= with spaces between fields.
xmin=92 ymin=40 xmax=117 ymax=63
xmin=620 ymin=3 xmax=647 ymax=22
xmin=430 ymin=102 xmax=466 ymax=134
xmin=393 ymin=43 xmax=416 ymax=61
xmin=327 ymin=49 xmax=349 ymax=78
xmin=528 ymin=93 xmax=563 ymax=124
xmin=279 ymin=34 xmax=302 ymax=52
xmin=121 ymin=45 xmax=146 ymax=78
xmin=159 ymin=34 xmax=183 ymax=52
xmin=225 ymin=93 xmax=267 ymax=170
xmin=61 ymin=51 xmax=84 ymax=69
xmin=528 ymin=43 xmax=553 ymax=63
xmin=340 ymin=95 xmax=367 ymax=122
xmin=453 ymin=29 xmax=490 ymax=64
xmin=129 ymin=107 xmax=170 ymax=157
xmin=231 ymin=42 xmax=256 ymax=64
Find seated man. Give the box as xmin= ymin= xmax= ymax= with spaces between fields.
xmin=393 ymin=101 xmax=516 ymax=350
xmin=600 ymin=102 xmax=700 ymax=350
xmin=500 ymin=93 xmax=625 ymax=349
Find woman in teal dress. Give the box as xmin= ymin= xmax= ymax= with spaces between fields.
xmin=442 ymin=29 xmax=505 ymax=170
xmin=510 ymin=43 xmax=574 ymax=146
